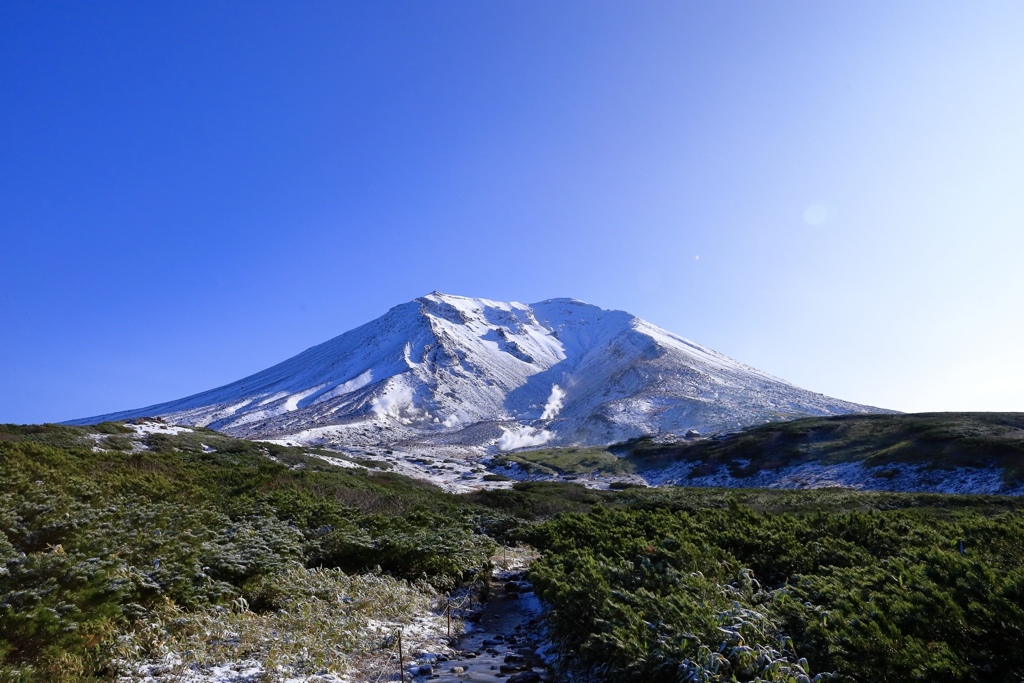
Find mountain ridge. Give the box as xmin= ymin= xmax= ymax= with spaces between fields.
xmin=69 ymin=292 xmax=891 ymax=449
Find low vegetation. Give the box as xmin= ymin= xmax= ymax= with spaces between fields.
xmin=527 ymin=498 xmax=1024 ymax=682
xmin=492 ymin=446 xmax=634 ymax=477
xmin=0 ymin=422 xmax=496 ymax=681
xmin=112 ymin=566 xmax=446 ymax=681
xmin=623 ymin=412 xmax=1024 ymax=484
xmin=3 ymin=420 xmax=1024 ymax=682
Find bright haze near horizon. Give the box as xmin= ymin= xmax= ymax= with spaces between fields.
xmin=2 ymin=2 xmax=1022 ymax=425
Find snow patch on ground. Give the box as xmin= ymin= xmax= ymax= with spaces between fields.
xmin=260 ymin=441 xmax=509 ymax=494
xmin=123 ymin=656 xmax=346 ymax=683
xmin=125 ymin=420 xmax=194 ymax=436
xmin=282 ymin=386 xmax=324 ymax=413
xmin=487 ymin=451 xmax=1024 ymax=496
xmin=313 ymin=370 xmax=374 ymax=405
xmin=190 ymin=417 xmax=1024 ymax=498
xmin=643 ymin=459 xmax=1024 ymax=495
xmin=118 ymin=572 xmax=459 ymax=683
xmin=308 ymin=453 xmax=361 ymax=469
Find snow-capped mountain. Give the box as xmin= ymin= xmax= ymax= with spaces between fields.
xmin=71 ymin=293 xmax=888 ymax=450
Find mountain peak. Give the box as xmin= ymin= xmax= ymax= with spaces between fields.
xmin=68 ymin=294 xmax=890 ymax=449
xmin=532 ymin=296 xmax=591 ymax=306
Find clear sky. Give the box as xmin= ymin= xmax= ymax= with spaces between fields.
xmin=2 ymin=1 xmax=1023 ymax=424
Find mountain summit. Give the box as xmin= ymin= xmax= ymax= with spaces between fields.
xmin=72 ymin=293 xmax=887 ymax=449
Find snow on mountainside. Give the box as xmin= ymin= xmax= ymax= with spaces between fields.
xmin=70 ymin=293 xmax=889 ymax=450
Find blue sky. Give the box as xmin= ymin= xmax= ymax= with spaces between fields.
xmin=2 ymin=1 xmax=1022 ymax=424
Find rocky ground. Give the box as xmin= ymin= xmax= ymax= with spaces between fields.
xmin=405 ymin=556 xmax=552 ymax=683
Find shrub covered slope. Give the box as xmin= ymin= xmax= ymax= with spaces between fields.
xmin=625 ymin=412 xmax=1024 ymax=485
xmin=527 ymin=493 xmax=1024 ymax=682
xmin=0 ymin=422 xmax=496 ymax=680
xmin=4 ymin=421 xmax=1024 ymax=682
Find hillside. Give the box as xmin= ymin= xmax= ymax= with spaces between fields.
xmin=0 ymin=420 xmax=499 ymax=681
xmin=621 ymin=411 xmax=1024 ymax=494
xmin=69 ymin=293 xmax=888 ymax=450
xmin=4 ymin=421 xmax=1024 ymax=682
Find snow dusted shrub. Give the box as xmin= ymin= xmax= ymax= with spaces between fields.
xmin=111 ymin=566 xmax=447 ymax=681
xmin=312 ymin=511 xmax=494 ymax=590
xmin=528 ymin=504 xmax=1024 ymax=682
xmin=198 ymin=515 xmax=305 ymax=585
xmin=0 ymin=426 xmax=497 ymax=679
xmin=0 ymin=549 xmax=125 ymax=680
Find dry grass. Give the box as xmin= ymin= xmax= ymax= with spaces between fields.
xmin=492 ymin=544 xmax=540 ymax=574
xmin=112 ymin=566 xmax=456 ymax=682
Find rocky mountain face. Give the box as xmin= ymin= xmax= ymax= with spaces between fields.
xmin=71 ymin=293 xmax=887 ymax=450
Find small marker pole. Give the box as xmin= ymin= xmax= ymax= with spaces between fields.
xmin=398 ymin=629 xmax=405 ymax=683
xmin=446 ymin=598 xmax=451 ymax=637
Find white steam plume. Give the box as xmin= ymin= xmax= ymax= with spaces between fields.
xmin=497 ymin=426 xmax=553 ymax=451
xmin=370 ymin=383 xmax=420 ymax=424
xmin=540 ymin=384 xmax=565 ymax=420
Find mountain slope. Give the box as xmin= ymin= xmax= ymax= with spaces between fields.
xmin=624 ymin=412 xmax=1024 ymax=494
xmin=70 ymin=293 xmax=889 ymax=449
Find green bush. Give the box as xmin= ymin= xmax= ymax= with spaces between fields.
xmin=527 ymin=504 xmax=1024 ymax=682
xmin=312 ymin=511 xmax=494 ymax=589
xmin=0 ymin=424 xmax=497 ymax=680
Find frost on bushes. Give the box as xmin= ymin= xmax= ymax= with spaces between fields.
xmin=536 ymin=561 xmax=831 ymax=683
xmin=0 ymin=492 xmax=304 ymax=676
xmin=673 ymin=606 xmax=832 ymax=683
xmin=0 ymin=533 xmax=16 ymax=567
xmin=0 ymin=432 xmax=497 ymax=680
xmin=312 ymin=513 xmax=495 ymax=590
xmin=112 ymin=566 xmax=446 ymax=681
xmin=68 ymin=499 xmax=303 ymax=607
xmin=528 ymin=504 xmax=1024 ymax=683
xmin=199 ymin=515 xmax=305 ymax=584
